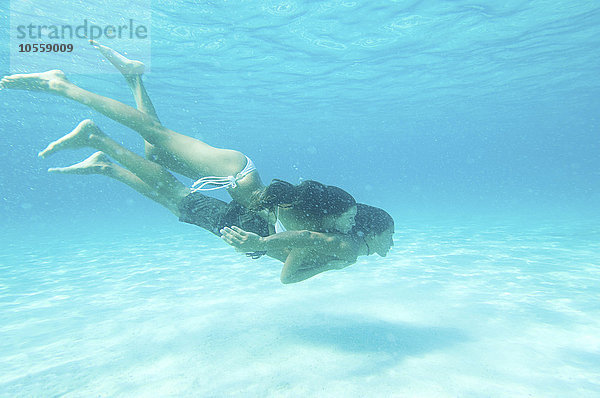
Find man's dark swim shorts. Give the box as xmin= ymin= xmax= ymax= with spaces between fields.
xmin=178 ymin=191 xmax=270 ymax=237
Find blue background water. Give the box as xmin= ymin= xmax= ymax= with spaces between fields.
xmin=1 ymin=1 xmax=599 ymax=397
xmin=1 ymin=0 xmax=598 ymax=228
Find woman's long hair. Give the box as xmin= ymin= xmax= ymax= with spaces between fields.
xmin=253 ymin=179 xmax=356 ymax=219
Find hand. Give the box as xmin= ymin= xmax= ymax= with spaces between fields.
xmin=220 ymin=226 xmax=265 ymax=252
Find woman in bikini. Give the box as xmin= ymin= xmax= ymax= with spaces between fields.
xmin=1 ymin=42 xmax=357 ymax=234
xmin=1 ymin=43 xmax=394 ymax=283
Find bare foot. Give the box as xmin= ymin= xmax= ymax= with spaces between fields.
xmin=48 ymin=151 xmax=113 ymax=175
xmin=39 ymin=119 xmax=104 ymax=158
xmin=0 ymin=70 xmax=69 ymax=92
xmin=90 ymin=40 xmax=145 ymax=76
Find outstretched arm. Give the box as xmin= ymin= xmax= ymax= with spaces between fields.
xmin=220 ymin=226 xmax=359 ymax=262
xmin=220 ymin=226 xmax=358 ymax=283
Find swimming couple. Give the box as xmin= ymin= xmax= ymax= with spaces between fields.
xmin=0 ymin=42 xmax=394 ymax=284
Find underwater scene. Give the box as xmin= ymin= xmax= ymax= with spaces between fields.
xmin=1 ymin=0 xmax=599 ymax=396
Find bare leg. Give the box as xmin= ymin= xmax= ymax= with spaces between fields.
xmin=48 ymin=151 xmax=182 ymax=216
xmin=90 ymin=40 xmax=188 ymax=175
xmin=89 ymin=40 xmax=156 ymax=118
xmin=0 ymin=71 xmax=246 ymax=180
xmin=39 ymin=119 xmax=190 ymax=206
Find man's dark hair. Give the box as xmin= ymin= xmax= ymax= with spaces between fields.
xmin=352 ymin=203 xmax=394 ymax=237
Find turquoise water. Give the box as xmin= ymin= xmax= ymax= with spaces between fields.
xmin=1 ymin=0 xmax=599 ymax=396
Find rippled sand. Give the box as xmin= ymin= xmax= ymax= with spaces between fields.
xmin=1 ymin=220 xmax=598 ymax=397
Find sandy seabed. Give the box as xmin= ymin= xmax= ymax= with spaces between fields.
xmin=1 ymin=220 xmax=599 ymax=397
